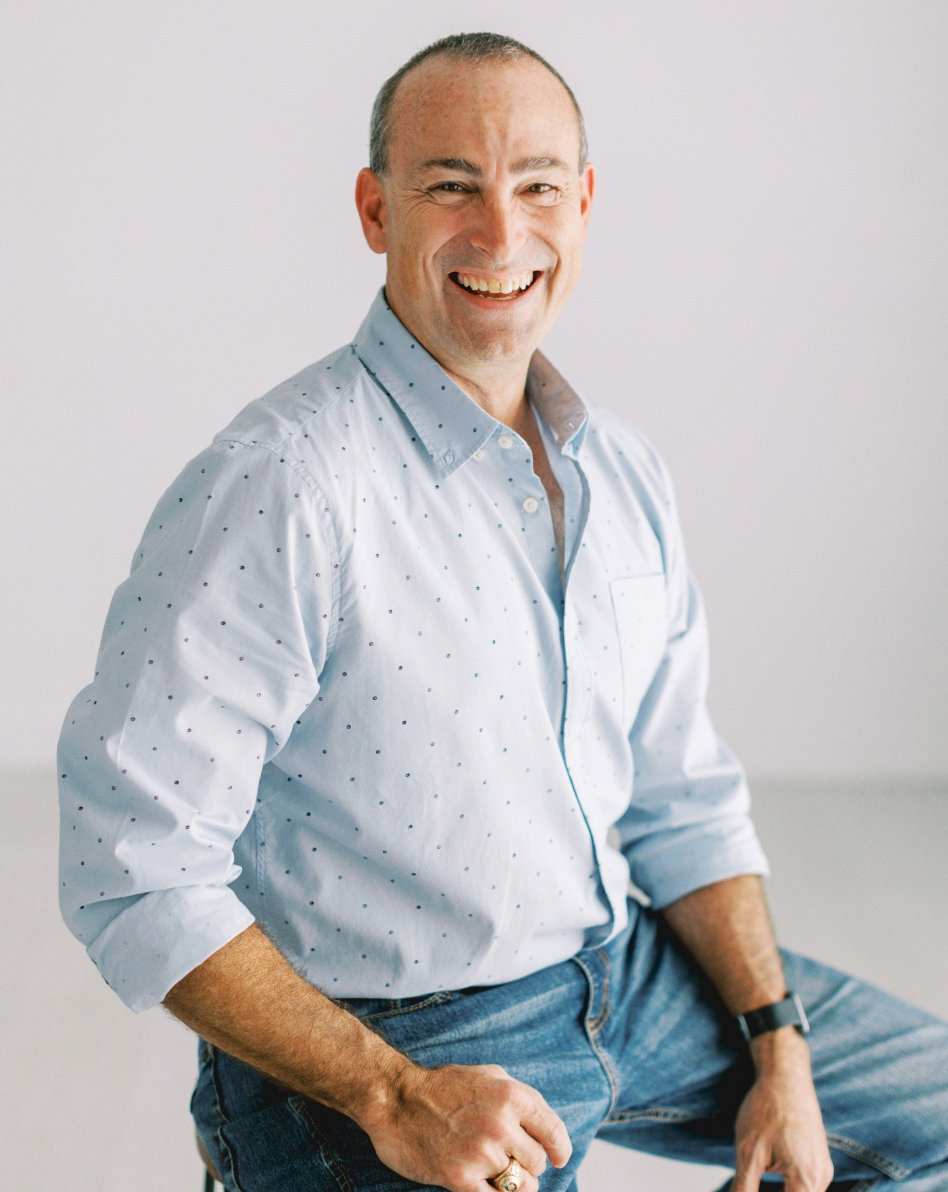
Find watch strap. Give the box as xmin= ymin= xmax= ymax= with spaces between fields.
xmin=736 ymin=992 xmax=810 ymax=1041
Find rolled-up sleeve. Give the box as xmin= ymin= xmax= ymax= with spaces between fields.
xmin=58 ymin=438 xmax=331 ymax=1011
xmin=614 ymin=447 xmax=769 ymax=909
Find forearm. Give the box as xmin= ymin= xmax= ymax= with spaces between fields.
xmin=663 ymin=876 xmax=832 ymax=1188
xmin=661 ymin=874 xmax=806 ymax=1073
xmin=164 ymin=923 xmax=571 ymax=1191
xmin=162 ymin=923 xmax=408 ymax=1127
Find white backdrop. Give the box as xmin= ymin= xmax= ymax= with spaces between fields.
xmin=2 ymin=0 xmax=946 ymax=777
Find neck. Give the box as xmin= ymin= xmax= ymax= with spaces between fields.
xmin=385 ymin=288 xmax=535 ymax=427
xmin=439 ymin=357 xmax=532 ymax=427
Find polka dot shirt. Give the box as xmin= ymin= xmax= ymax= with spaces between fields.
xmin=58 ymin=289 xmax=768 ymax=1012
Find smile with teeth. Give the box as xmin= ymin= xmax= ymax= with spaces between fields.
xmin=452 ymin=271 xmax=537 ymax=296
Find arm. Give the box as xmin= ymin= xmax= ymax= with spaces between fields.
xmin=662 ymin=875 xmax=834 ymax=1192
xmin=61 ymin=437 xmax=569 ymax=1189
xmin=164 ymin=924 xmax=571 ymax=1192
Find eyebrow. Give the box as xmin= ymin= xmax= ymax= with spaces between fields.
xmin=416 ymin=155 xmax=569 ymax=177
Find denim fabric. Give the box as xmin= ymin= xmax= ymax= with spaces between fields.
xmin=191 ymin=900 xmax=948 ymax=1191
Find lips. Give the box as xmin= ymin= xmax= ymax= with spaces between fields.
xmin=449 ymin=271 xmax=538 ymax=298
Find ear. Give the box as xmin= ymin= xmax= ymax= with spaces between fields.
xmin=579 ymin=162 xmax=595 ymax=239
xmin=355 ymin=168 xmax=388 ymax=254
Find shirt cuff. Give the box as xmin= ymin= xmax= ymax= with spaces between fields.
xmin=86 ymin=884 xmax=256 ymax=1013
xmin=628 ymin=817 xmax=771 ymax=910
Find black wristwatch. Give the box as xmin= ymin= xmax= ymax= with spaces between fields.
xmin=736 ymin=992 xmax=810 ymax=1041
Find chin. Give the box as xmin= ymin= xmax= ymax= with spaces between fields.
xmin=444 ymin=316 xmax=540 ymax=365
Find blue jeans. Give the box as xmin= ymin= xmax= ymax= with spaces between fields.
xmin=192 ymin=900 xmax=948 ymax=1190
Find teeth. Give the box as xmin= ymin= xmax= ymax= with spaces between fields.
xmin=456 ymin=271 xmax=535 ymax=293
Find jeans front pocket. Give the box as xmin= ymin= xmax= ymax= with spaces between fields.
xmin=609 ymin=574 xmax=667 ymax=728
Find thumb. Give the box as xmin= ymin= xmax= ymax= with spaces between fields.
xmin=731 ymin=1145 xmax=767 ymax=1192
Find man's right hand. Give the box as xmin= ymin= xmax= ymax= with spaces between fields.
xmin=164 ymin=926 xmax=571 ymax=1190
xmin=359 ymin=1060 xmax=573 ymax=1192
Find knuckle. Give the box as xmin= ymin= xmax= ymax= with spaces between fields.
xmin=550 ymin=1116 xmax=568 ymax=1141
xmin=440 ymin=1158 xmax=470 ymax=1187
xmin=522 ymin=1143 xmax=547 ymax=1175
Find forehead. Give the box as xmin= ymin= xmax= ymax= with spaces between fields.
xmin=387 ymin=56 xmax=581 ymax=173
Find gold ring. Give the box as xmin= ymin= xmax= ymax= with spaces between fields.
xmin=491 ymin=1157 xmax=524 ymax=1192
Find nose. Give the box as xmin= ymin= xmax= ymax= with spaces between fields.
xmin=468 ymin=194 xmax=527 ymax=266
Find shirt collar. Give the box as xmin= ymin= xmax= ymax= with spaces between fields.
xmin=353 ymin=288 xmax=588 ymax=479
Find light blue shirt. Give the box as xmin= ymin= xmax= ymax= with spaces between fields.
xmin=59 ymin=290 xmax=768 ymax=1013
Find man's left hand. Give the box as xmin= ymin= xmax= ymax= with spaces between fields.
xmin=732 ymin=1028 xmax=834 ymax=1192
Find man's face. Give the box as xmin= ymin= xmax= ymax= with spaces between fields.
xmin=357 ymin=56 xmax=594 ymax=372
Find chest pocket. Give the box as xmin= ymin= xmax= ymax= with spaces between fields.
xmin=609 ymin=574 xmax=668 ymax=728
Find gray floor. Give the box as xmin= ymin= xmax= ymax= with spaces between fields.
xmin=3 ymin=770 xmax=946 ymax=1191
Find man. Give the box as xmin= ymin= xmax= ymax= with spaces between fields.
xmin=59 ymin=32 xmax=946 ymax=1192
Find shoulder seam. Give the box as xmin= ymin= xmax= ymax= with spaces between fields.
xmin=216 ymin=359 xmax=365 ymax=456
xmin=214 ymin=440 xmax=343 ymax=658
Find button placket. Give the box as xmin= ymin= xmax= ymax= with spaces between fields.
xmin=561 ymin=597 xmax=592 ymax=776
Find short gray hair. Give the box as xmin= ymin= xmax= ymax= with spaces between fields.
xmin=369 ymin=32 xmax=588 ymax=176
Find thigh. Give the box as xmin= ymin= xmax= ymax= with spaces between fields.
xmin=785 ymin=950 xmax=948 ymax=1186
xmin=192 ymin=964 xmax=613 ymax=1192
xmin=592 ymin=906 xmax=752 ymax=1167
xmin=595 ymin=912 xmax=948 ymax=1186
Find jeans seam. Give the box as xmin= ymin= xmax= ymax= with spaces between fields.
xmin=359 ymin=991 xmax=452 ymax=1021
xmin=825 ymin=1132 xmax=909 ymax=1181
xmin=605 ymin=1107 xmax=703 ymax=1124
xmin=571 ymin=954 xmax=619 ymax=1116
xmin=298 ymin=1103 xmax=356 ymax=1192
xmin=587 ymin=949 xmax=612 ymax=1034
xmin=209 ymin=1044 xmax=245 ymax=1192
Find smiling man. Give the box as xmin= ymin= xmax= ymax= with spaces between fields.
xmin=59 ymin=32 xmax=947 ymax=1192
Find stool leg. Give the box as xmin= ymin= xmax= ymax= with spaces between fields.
xmin=203 ymin=1171 xmax=215 ymax=1191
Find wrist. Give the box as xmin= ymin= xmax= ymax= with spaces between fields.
xmin=748 ymin=1023 xmax=810 ymax=1077
xmin=339 ymin=1038 xmax=418 ymax=1132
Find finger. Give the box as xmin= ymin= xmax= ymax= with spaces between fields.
xmin=519 ymin=1099 xmax=572 ymax=1168
xmin=478 ymin=1158 xmax=541 ymax=1192
xmin=781 ymin=1167 xmax=831 ymax=1192
xmin=476 ymin=1172 xmax=539 ymax=1192
xmin=731 ymin=1147 xmax=767 ymax=1192
xmin=506 ymin=1127 xmax=548 ymax=1178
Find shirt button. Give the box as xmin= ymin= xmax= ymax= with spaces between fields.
xmin=472 ymin=449 xmax=484 ymax=461
xmin=497 ymin=434 xmax=514 ymax=450
xmin=521 ymin=497 xmax=539 ymax=513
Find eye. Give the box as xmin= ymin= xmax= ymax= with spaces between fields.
xmin=525 ymin=183 xmax=554 ymax=194
xmin=432 ymin=182 xmax=469 ymax=193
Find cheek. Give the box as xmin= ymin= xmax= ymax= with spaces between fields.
xmin=396 ymin=209 xmax=462 ymax=265
xmin=533 ymin=209 xmax=583 ymax=270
